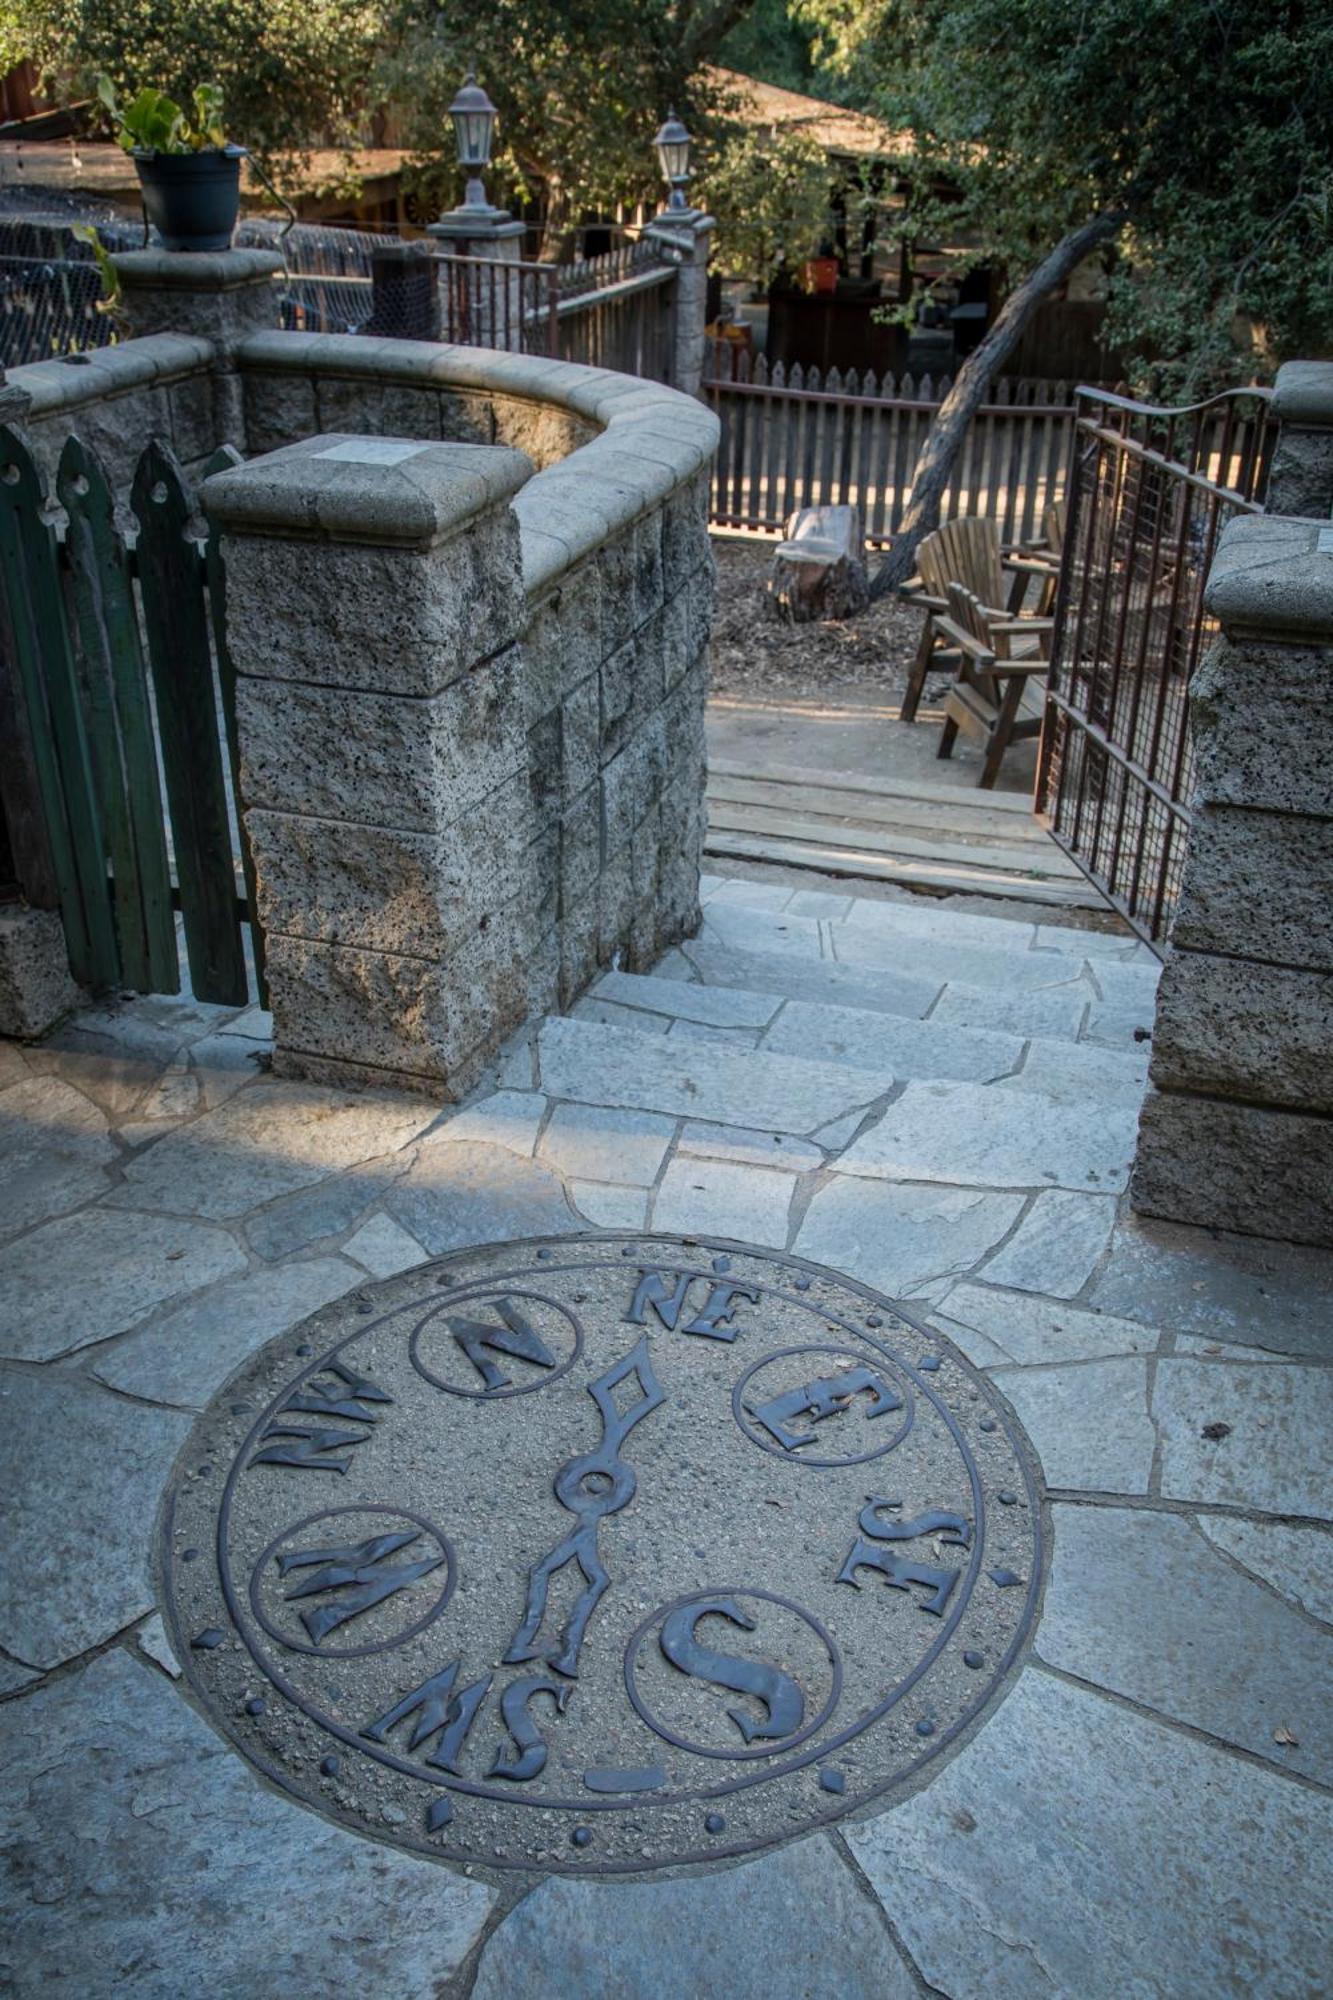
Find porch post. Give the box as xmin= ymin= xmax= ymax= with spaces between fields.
xmin=1131 ymin=513 xmax=1333 ymax=1247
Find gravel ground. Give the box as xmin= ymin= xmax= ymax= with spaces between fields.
xmin=709 ymin=535 xmax=924 ymax=703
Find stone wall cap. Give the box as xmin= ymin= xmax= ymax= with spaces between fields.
xmin=203 ymin=431 xmax=533 ymax=547
xmin=1205 ymin=513 xmax=1333 ymax=640
xmin=9 ymin=333 xmax=214 ymax=413
xmin=111 ymin=247 xmax=286 ymax=290
xmin=1272 ymin=360 xmax=1333 ymax=429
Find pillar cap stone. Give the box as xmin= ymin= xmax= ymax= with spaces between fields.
xmin=1204 ymin=513 xmax=1333 ymax=642
xmin=111 ymin=247 xmax=285 ymax=292
xmin=1273 ymin=360 xmax=1333 ymax=430
xmin=644 ymin=209 xmax=715 ymax=244
xmin=427 ymin=213 xmax=525 ymax=243
xmin=202 ymin=432 xmax=533 ymax=548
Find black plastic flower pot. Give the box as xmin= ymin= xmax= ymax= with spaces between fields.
xmin=133 ymin=146 xmax=246 ymax=252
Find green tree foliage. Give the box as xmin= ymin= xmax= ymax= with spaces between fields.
xmin=378 ymin=1 xmax=761 ymax=249
xmin=18 ymin=0 xmax=379 ymax=170
xmin=795 ymin=0 xmax=1333 ymax=588
xmin=716 ymin=0 xmax=817 ymax=93
xmin=703 ymin=124 xmax=833 ymax=290
xmin=801 ymin=0 xmax=1333 ymax=396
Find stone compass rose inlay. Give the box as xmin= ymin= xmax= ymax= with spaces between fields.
xmin=161 ymin=1234 xmax=1044 ymax=1873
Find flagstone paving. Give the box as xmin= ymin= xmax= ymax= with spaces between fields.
xmin=1 ymin=871 xmax=1329 ymax=1999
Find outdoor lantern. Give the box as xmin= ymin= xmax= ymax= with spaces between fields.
xmin=654 ymin=110 xmax=692 ymax=210
xmin=449 ymin=71 xmax=498 ymax=209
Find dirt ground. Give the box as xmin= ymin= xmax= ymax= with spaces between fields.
xmin=708 ymin=534 xmax=925 ymax=704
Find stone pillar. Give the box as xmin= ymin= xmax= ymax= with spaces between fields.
xmin=1131 ymin=513 xmax=1333 ymax=1247
xmin=1267 ymin=362 xmax=1333 ymax=517
xmin=644 ymin=208 xmax=715 ymax=396
xmin=109 ymin=247 xmax=284 ymax=444
xmin=428 ymin=207 xmax=527 ymax=351
xmin=203 ymin=431 xmax=538 ymax=1096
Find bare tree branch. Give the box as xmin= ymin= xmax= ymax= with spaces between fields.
xmin=869 ymin=209 xmax=1126 ymax=597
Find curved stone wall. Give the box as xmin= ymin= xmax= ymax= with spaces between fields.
xmin=216 ymin=335 xmax=718 ymax=1094
xmin=7 ymin=324 xmax=718 ymax=1093
xmin=231 ymin=331 xmax=719 ymax=600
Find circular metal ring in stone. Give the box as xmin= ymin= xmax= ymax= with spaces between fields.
xmin=160 ymin=1233 xmax=1046 ymax=1875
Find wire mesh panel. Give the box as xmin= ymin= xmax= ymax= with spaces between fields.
xmin=0 ymin=211 xmax=144 ymax=365
xmin=1037 ymin=386 xmax=1275 ymax=950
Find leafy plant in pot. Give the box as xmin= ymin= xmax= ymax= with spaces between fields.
xmin=97 ymin=78 xmax=245 ymax=252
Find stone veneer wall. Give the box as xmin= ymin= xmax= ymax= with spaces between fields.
xmin=2 ymin=262 xmax=717 ymax=1070
xmin=206 ymin=333 xmax=717 ymax=1095
xmin=7 ymin=336 xmax=220 ymax=493
xmin=1132 ymin=514 xmax=1333 ymax=1246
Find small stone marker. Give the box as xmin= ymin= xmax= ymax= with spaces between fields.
xmin=164 ymin=1234 xmax=1042 ymax=1873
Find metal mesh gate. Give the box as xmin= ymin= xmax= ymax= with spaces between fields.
xmin=1037 ymin=386 xmax=1276 ymax=950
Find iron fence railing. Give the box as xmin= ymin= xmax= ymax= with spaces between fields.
xmin=434 ymin=240 xmax=674 ymax=373
xmin=0 ymin=214 xmax=678 ymax=381
xmin=1036 ymin=384 xmax=1276 ymax=950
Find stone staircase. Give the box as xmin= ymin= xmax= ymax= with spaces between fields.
xmin=474 ymin=871 xmax=1161 ymax=1297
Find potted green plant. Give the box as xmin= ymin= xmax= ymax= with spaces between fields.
xmin=96 ymin=78 xmax=246 ymax=252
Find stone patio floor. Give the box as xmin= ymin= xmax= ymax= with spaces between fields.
xmin=2 ymin=875 xmax=1331 ymax=1998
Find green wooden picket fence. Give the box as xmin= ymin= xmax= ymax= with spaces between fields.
xmin=0 ymin=424 xmax=265 ymax=1006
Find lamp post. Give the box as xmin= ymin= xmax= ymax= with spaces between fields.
xmin=653 ymin=110 xmax=693 ymax=213
xmin=448 ymin=72 xmax=499 ymax=213
xmin=430 ymin=69 xmax=524 ymax=338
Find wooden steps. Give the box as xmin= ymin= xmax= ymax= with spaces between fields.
xmin=704 ymin=762 xmax=1101 ymax=911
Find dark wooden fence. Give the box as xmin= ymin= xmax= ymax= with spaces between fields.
xmin=704 ymin=345 xmax=1079 ymax=545
xmin=1037 ymin=385 xmax=1276 ymax=949
xmin=0 ymin=426 xmax=263 ymax=1002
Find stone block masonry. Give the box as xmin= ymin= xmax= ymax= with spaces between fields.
xmin=1132 ymin=511 xmax=1333 ymax=1246
xmin=206 ymin=418 xmax=713 ymax=1097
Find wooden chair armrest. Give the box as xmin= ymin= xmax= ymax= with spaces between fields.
xmin=933 ymin=614 xmax=997 ymax=668
xmin=990 ymin=616 xmax=1056 ymax=634
xmin=989 ymin=658 xmax=1052 ymax=676
xmin=1004 ymin=554 xmax=1060 ymax=577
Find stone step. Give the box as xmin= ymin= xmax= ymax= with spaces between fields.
xmin=673 ymin=938 xmax=1157 ymax=1050
xmin=589 ymin=969 xmax=1150 ymax=1096
xmin=535 ymin=1014 xmax=1143 ymax=1191
xmin=835 ymin=1074 xmax=1139 ymax=1194
xmin=689 ymin=901 xmax=1160 ymax=1026
xmin=536 ymin=1014 xmax=895 ymax=1136
xmin=700 ymin=871 xmax=1152 ymax=962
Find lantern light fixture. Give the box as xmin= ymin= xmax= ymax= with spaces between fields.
xmin=449 ymin=71 xmax=498 ymax=210
xmin=654 ymin=109 xmax=692 ymax=211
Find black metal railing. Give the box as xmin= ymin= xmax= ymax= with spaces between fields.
xmin=1036 ymin=384 xmax=1276 ymax=949
xmin=0 ymin=214 xmax=679 ymax=384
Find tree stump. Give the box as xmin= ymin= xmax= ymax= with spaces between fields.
xmin=768 ymin=504 xmax=870 ymax=622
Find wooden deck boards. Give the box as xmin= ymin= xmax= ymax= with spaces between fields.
xmin=704 ymin=762 xmax=1104 ymax=910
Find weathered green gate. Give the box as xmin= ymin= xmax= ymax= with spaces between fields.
xmin=0 ymin=425 xmax=265 ymax=1006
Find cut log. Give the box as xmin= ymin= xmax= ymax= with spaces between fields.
xmin=768 ymin=504 xmax=869 ymax=622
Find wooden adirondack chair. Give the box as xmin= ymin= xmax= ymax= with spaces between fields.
xmin=933 ymin=582 xmax=1054 ymax=788
xmin=1015 ymin=499 xmax=1068 ymax=614
xmin=900 ymin=517 xmax=1054 ymax=721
